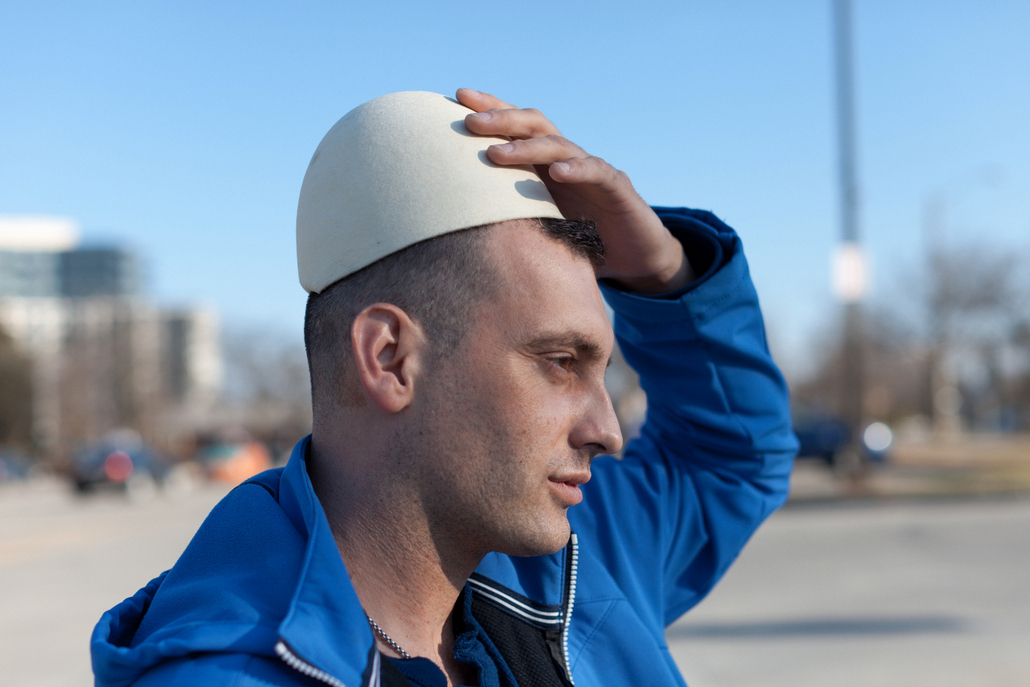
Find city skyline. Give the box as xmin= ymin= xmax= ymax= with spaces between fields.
xmin=0 ymin=215 xmax=223 ymax=454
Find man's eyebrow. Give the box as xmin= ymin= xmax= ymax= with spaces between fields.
xmin=524 ymin=333 xmax=611 ymax=365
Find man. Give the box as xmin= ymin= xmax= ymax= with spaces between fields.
xmin=92 ymin=89 xmax=797 ymax=687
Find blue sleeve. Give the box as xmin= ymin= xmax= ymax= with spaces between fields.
xmin=568 ymin=207 xmax=798 ymax=627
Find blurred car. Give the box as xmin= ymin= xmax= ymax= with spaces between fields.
xmin=792 ymin=410 xmax=892 ymax=467
xmin=72 ymin=429 xmax=166 ymax=494
xmin=194 ymin=440 xmax=273 ymax=486
xmin=0 ymin=451 xmax=32 ymax=483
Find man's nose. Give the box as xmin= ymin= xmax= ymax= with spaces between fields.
xmin=570 ymin=384 xmax=624 ymax=458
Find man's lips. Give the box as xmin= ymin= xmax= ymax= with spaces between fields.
xmin=552 ymin=471 xmax=590 ymax=487
xmin=549 ymin=471 xmax=590 ymax=506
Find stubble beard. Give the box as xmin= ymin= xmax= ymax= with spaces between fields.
xmin=407 ymin=366 xmax=572 ymax=564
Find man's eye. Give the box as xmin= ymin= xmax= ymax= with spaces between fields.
xmin=545 ymin=356 xmax=575 ymax=371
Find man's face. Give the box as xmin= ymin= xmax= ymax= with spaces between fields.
xmin=412 ymin=220 xmax=623 ymax=558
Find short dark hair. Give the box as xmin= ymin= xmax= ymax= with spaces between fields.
xmin=304 ymin=218 xmax=604 ymax=415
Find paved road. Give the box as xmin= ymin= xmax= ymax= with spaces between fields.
xmin=668 ymin=495 xmax=1030 ymax=687
xmin=0 ymin=477 xmax=229 ymax=687
xmin=2 ymin=477 xmax=1028 ymax=686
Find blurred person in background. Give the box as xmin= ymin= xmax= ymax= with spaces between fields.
xmin=92 ymin=89 xmax=797 ymax=687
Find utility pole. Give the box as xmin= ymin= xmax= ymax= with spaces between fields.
xmin=832 ymin=0 xmax=866 ymax=452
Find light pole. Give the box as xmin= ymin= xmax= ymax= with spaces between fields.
xmin=832 ymin=0 xmax=866 ymax=448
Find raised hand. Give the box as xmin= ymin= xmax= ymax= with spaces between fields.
xmin=457 ymin=88 xmax=693 ymax=294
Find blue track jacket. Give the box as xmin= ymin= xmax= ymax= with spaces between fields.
xmin=92 ymin=208 xmax=798 ymax=687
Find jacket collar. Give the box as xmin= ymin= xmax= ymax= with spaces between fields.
xmin=275 ymin=436 xmax=376 ymax=687
xmin=275 ymin=436 xmax=568 ymax=686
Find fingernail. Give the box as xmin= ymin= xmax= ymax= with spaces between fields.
xmin=469 ymin=111 xmax=492 ymax=122
xmin=495 ymin=142 xmax=515 ymax=153
xmin=552 ymin=161 xmax=570 ymax=174
xmin=462 ymin=88 xmax=480 ymax=96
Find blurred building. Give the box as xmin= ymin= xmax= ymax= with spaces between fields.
xmin=0 ymin=216 xmax=223 ymax=457
xmin=60 ymin=248 xmax=141 ymax=298
xmin=0 ymin=216 xmax=76 ymax=298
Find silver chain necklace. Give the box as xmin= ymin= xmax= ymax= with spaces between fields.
xmin=367 ymin=617 xmax=412 ymax=659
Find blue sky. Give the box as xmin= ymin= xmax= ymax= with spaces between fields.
xmin=2 ymin=1 xmax=1028 ymax=378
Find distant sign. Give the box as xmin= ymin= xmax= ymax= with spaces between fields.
xmin=832 ymin=242 xmax=868 ymax=302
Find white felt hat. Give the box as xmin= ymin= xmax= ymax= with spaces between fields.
xmin=296 ymin=91 xmax=565 ymax=293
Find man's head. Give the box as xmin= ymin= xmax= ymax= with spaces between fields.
xmin=297 ymin=91 xmax=622 ymax=559
xmin=305 ymin=218 xmax=621 ymax=557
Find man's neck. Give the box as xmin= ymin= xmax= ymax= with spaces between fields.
xmin=309 ymin=437 xmax=480 ymax=685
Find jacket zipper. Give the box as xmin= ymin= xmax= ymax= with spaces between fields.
xmin=278 ymin=537 xmax=580 ymax=687
xmin=275 ymin=639 xmax=348 ymax=687
xmin=368 ymin=650 xmax=381 ymax=687
xmin=560 ymin=532 xmax=580 ymax=686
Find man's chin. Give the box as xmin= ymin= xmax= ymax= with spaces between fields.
xmin=496 ymin=520 xmax=572 ymax=558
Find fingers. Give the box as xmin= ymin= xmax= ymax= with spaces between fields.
xmin=547 ymin=156 xmax=625 ymax=191
xmin=485 ymin=133 xmax=582 ymax=164
xmin=457 ymin=88 xmax=623 ymax=191
xmin=456 ymin=88 xmax=515 ymax=112
xmin=465 ymin=107 xmax=561 ymax=139
xmin=458 ymin=88 xmax=561 ymax=139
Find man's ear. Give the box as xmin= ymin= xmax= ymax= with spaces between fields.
xmin=350 ymin=304 xmax=427 ymax=413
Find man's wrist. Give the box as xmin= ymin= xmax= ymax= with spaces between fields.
xmin=609 ymin=242 xmax=695 ymax=295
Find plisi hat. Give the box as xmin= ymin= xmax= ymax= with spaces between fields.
xmin=296 ymin=91 xmax=566 ymax=293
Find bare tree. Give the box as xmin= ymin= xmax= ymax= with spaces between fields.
xmin=795 ymin=241 xmax=1030 ymax=434
xmin=220 ymin=328 xmax=312 ymax=459
xmin=793 ymin=306 xmax=925 ymax=424
xmin=925 ymin=243 xmax=1028 ymax=432
xmin=0 ymin=326 xmax=33 ymax=452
